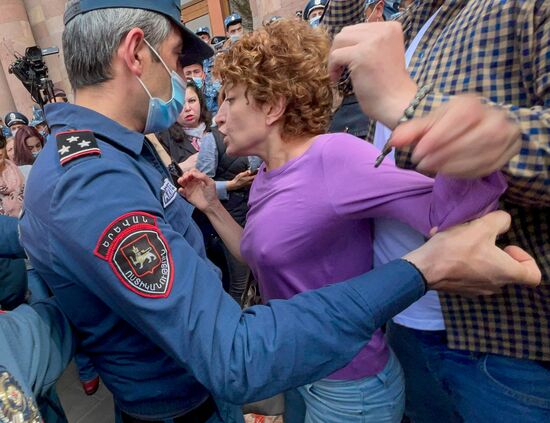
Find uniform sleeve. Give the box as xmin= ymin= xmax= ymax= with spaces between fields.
xmin=0 ymin=215 xmax=26 ymax=259
xmin=48 ymin=158 xmax=424 ymax=403
xmin=321 ymin=135 xmax=506 ymax=235
xmin=0 ymin=300 xmax=74 ymax=399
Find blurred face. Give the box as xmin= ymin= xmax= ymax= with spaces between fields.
xmin=6 ymin=138 xmax=14 ymax=161
xmin=183 ymin=64 xmax=205 ymax=81
xmin=199 ymin=34 xmax=210 ymax=43
xmin=36 ymin=122 xmax=49 ymax=134
xmin=215 ymin=84 xmax=269 ymax=156
xmin=226 ymin=23 xmax=243 ymax=37
xmin=178 ymin=87 xmax=201 ymax=128
xmin=10 ymin=123 xmax=25 ymax=133
xmin=308 ymin=7 xmax=324 ymax=21
xmin=365 ymin=1 xmax=385 ymax=22
xmin=25 ymin=136 xmax=42 ymax=154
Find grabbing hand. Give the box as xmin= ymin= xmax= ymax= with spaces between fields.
xmin=406 ymin=211 xmax=541 ymax=296
xmin=178 ymin=169 xmax=219 ymax=213
xmin=227 ymin=170 xmax=256 ymax=191
xmin=390 ymin=96 xmax=521 ymax=178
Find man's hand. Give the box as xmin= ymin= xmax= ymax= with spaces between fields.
xmin=390 ymin=96 xmax=521 ymax=178
xmin=227 ymin=170 xmax=256 ymax=191
xmin=405 ymin=211 xmax=541 ymax=296
xmin=328 ymin=22 xmax=418 ymax=128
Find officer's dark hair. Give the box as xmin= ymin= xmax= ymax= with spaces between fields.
xmin=63 ymin=0 xmax=171 ymax=91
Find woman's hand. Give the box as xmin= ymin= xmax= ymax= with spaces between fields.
xmin=227 ymin=170 xmax=256 ymax=191
xmin=178 ymin=169 xmax=220 ymax=213
xmin=178 ymin=153 xmax=198 ymax=174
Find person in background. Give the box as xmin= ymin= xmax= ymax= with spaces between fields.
xmin=364 ymin=0 xmax=385 ymax=22
xmin=224 ymin=13 xmax=244 ymax=42
xmin=0 ymin=132 xmax=25 ymax=217
xmin=13 ymin=125 xmax=44 ymax=167
xmin=196 ymin=26 xmax=211 ymax=44
xmin=4 ymin=112 xmax=29 ymax=136
xmin=303 ymin=0 xmax=327 ymax=24
xmin=183 ymin=61 xmax=221 ymax=115
xmin=30 ymin=107 xmax=50 ymax=138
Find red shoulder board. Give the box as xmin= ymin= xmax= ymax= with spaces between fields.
xmin=56 ymin=130 xmax=101 ymax=166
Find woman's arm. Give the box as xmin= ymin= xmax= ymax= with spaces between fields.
xmin=178 ymin=169 xmax=245 ymax=261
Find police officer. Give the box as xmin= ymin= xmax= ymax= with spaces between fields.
xmin=29 ymin=107 xmax=49 ymax=138
xmin=303 ymin=0 xmax=328 ymax=24
xmin=4 ymin=112 xmax=29 ymax=135
xmin=19 ymin=1 xmax=541 ymax=422
xmin=224 ymin=13 xmax=244 ymax=42
xmin=196 ymin=26 xmax=211 ymax=44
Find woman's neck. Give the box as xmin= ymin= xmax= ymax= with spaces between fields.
xmin=262 ymin=133 xmax=318 ymax=171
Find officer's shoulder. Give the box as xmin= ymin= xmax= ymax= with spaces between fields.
xmin=55 ymin=129 xmax=101 ymax=169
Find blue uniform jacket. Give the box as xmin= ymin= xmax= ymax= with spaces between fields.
xmin=0 ymin=299 xmax=73 ymax=422
xmin=19 ymin=103 xmax=425 ymax=420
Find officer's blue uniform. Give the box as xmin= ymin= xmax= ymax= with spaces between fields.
xmin=0 ymin=299 xmax=73 ymax=423
xmin=20 ymin=102 xmax=426 ymax=421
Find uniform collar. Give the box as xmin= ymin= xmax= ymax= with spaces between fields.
xmin=44 ymin=103 xmax=145 ymax=155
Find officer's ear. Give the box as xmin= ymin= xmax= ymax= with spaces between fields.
xmin=263 ymin=96 xmax=287 ymax=126
xmin=118 ymin=28 xmax=147 ymax=77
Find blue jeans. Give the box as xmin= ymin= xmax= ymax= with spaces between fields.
xmin=297 ymin=349 xmax=405 ymax=423
xmin=386 ymin=321 xmax=550 ymax=423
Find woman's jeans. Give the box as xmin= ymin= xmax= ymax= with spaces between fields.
xmin=297 ymin=349 xmax=405 ymax=423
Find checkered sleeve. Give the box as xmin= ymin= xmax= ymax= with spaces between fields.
xmin=322 ymin=0 xmax=365 ymax=39
xmin=408 ymin=4 xmax=550 ymax=208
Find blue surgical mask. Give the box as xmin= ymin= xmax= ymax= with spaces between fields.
xmin=137 ymin=39 xmax=186 ymax=134
xmin=39 ymin=130 xmax=48 ymax=139
xmin=192 ymin=77 xmax=204 ymax=90
xmin=230 ymin=34 xmax=241 ymax=43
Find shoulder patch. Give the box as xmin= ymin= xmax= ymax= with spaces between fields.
xmin=56 ymin=130 xmax=101 ymax=166
xmin=94 ymin=212 xmax=174 ymax=298
xmin=0 ymin=369 xmax=42 ymax=423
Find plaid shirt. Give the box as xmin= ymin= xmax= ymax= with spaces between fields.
xmin=323 ymin=0 xmax=550 ymax=361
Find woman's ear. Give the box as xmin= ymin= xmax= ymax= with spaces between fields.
xmin=264 ymin=96 xmax=287 ymax=126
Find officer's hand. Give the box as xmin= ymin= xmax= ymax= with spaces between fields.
xmin=405 ymin=211 xmax=541 ymax=296
xmin=328 ymin=22 xmax=418 ymax=129
xmin=227 ymin=170 xmax=256 ymax=191
xmin=389 ymin=96 xmax=521 ymax=178
xmin=178 ymin=153 xmax=198 ymax=174
xmin=178 ymin=169 xmax=219 ymax=212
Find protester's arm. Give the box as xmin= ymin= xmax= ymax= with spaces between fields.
xmin=321 ymin=135 xmax=506 ymax=235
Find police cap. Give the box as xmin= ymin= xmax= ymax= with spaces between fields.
xmin=224 ymin=13 xmax=242 ymax=30
xmin=195 ymin=26 xmax=210 ymax=36
xmin=4 ymin=112 xmax=29 ymax=128
xmin=64 ymin=0 xmax=213 ymax=65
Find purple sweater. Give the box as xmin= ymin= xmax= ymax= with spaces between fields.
xmin=240 ymin=133 xmax=506 ymax=380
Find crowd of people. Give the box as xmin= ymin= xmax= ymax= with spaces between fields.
xmin=0 ymin=0 xmax=547 ymax=423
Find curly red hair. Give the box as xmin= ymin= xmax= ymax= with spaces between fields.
xmin=214 ymin=18 xmax=333 ymax=137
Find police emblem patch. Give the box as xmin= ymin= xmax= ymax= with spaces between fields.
xmin=161 ymin=178 xmax=178 ymax=208
xmin=0 ymin=369 xmax=41 ymax=423
xmin=56 ymin=130 xmax=101 ymax=166
xmin=94 ymin=212 xmax=174 ymax=298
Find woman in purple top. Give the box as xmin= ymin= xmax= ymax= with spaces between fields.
xmin=179 ymin=19 xmax=506 ymax=423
